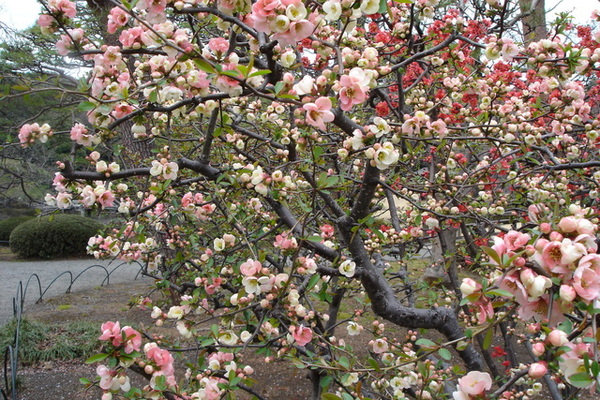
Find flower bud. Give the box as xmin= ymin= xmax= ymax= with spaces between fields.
xmin=528 ymin=362 xmax=548 ymax=379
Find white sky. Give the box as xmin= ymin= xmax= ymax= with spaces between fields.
xmin=0 ymin=0 xmax=597 ymax=32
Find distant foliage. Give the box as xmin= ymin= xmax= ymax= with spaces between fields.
xmin=0 ymin=216 xmax=34 ymax=242
xmin=9 ymin=214 xmax=103 ymax=258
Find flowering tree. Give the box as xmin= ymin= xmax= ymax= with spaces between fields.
xmin=22 ymin=0 xmax=600 ymax=399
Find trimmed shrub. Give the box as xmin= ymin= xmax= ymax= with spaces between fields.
xmin=0 ymin=216 xmax=34 ymax=243
xmin=9 ymin=214 xmax=104 ymax=259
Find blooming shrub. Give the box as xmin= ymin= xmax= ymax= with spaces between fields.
xmin=18 ymin=0 xmax=600 ymax=399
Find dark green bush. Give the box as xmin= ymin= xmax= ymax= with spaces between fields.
xmin=0 ymin=216 xmax=34 ymax=242
xmin=9 ymin=214 xmax=104 ymax=259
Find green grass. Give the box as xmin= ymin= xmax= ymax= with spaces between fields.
xmin=0 ymin=319 xmax=100 ymax=365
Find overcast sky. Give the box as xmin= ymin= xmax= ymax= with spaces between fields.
xmin=0 ymin=0 xmax=598 ymax=32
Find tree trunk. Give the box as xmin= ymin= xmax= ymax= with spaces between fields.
xmin=519 ymin=0 xmax=547 ymax=45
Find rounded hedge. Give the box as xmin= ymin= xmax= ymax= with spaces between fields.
xmin=10 ymin=214 xmax=104 ymax=259
xmin=0 ymin=216 xmax=34 ymax=243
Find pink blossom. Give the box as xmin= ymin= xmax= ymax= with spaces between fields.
xmin=339 ymin=68 xmax=370 ymax=111
xmin=208 ymin=37 xmax=230 ymax=56
xmin=559 ymin=216 xmax=578 ymax=233
xmin=274 ymin=231 xmax=298 ymax=250
xmin=572 ymin=254 xmax=600 ymax=301
xmin=38 ymin=14 xmax=57 ymax=33
xmin=107 ymin=6 xmax=130 ymax=34
xmin=303 ymin=97 xmax=335 ymax=130
xmin=290 ymin=325 xmax=312 ymax=346
xmin=119 ymin=27 xmax=144 ymax=48
xmin=273 ymin=19 xmax=315 ymax=46
xmin=460 ymin=278 xmax=481 ymax=297
xmin=453 ymin=371 xmax=492 ymax=400
xmin=98 ymin=190 xmax=116 ymax=208
xmin=99 ymin=321 xmax=122 ymax=346
xmin=49 ymin=0 xmax=77 ymax=18
xmin=504 ymin=231 xmax=531 ymax=251
xmin=97 ymin=365 xmax=118 ymax=390
xmin=122 ymin=326 xmax=142 ymax=354
xmin=145 ymin=343 xmax=175 ymax=377
xmin=70 ymin=123 xmax=98 ymax=146
xmin=240 ymin=259 xmax=262 ymax=276
xmin=320 ymin=224 xmax=334 ymax=238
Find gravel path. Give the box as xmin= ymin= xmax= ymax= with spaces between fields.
xmin=0 ymin=258 xmax=148 ymax=325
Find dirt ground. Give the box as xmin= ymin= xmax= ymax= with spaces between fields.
xmin=6 ymin=280 xmax=314 ymax=400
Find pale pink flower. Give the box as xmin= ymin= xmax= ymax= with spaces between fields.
xmin=145 ymin=343 xmax=175 ymax=377
xmin=370 ymin=338 xmax=389 ymax=354
xmin=38 ymin=14 xmax=57 ymax=34
xmin=547 ymin=329 xmax=569 ymax=347
xmin=207 ymin=37 xmax=230 ymax=57
xmin=274 ymin=232 xmax=298 ymax=250
xmin=122 ymin=326 xmax=142 ymax=354
xmin=240 ymin=259 xmax=262 ymax=276
xmin=99 ymin=321 xmax=122 ymax=345
xmin=56 ymin=192 xmax=73 ymax=209
xmin=290 ymin=325 xmax=312 ymax=346
xmin=460 ymin=278 xmax=481 ymax=297
xmin=504 ymin=231 xmax=531 ymax=251
xmin=572 ymin=254 xmax=600 ymax=301
xmin=339 ymin=68 xmax=370 ymax=111
xmin=303 ymin=97 xmax=335 ymax=130
xmin=107 ymin=6 xmax=130 ymax=34
xmin=97 ymin=365 xmax=119 ymax=390
xmin=98 ymin=190 xmax=116 ymax=208
xmin=162 ymin=162 xmax=179 ymax=180
xmin=453 ymin=371 xmax=492 ymax=400
xmin=49 ymin=0 xmax=76 ymax=18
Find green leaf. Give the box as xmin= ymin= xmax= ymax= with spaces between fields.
xmin=77 ymin=101 xmax=97 ymax=112
xmin=338 ymin=356 xmax=350 ymax=369
xmin=194 ymin=58 xmax=217 ymax=74
xmin=321 ymin=394 xmax=342 ymax=400
xmin=249 ymin=69 xmax=272 ymax=78
xmin=320 ymin=375 xmax=333 ymax=388
xmin=367 ymin=357 xmax=381 ymax=372
xmin=306 ymin=274 xmax=320 ymax=291
xmin=482 ymin=329 xmax=494 ymax=350
xmin=438 ymin=348 xmax=452 ymax=361
xmin=306 ymin=235 xmax=324 ymax=242
xmin=79 ymin=377 xmax=92 ymax=385
xmin=85 ymin=353 xmax=109 ymax=364
xmin=480 ymin=246 xmax=501 ymax=265
xmin=485 ymin=289 xmax=514 ymax=298
xmin=415 ymin=338 xmax=436 ymax=349
xmin=568 ymin=372 xmax=594 ymax=388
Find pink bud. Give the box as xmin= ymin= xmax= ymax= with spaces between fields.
xmin=547 ymin=330 xmax=568 ymax=347
xmin=540 ymin=223 xmax=552 ymax=234
xmin=531 ymin=342 xmax=545 ymax=357
xmin=514 ymin=257 xmax=526 ymax=267
xmin=528 ymin=362 xmax=548 ymax=379
xmin=559 ymin=285 xmax=577 ymax=302
xmin=549 ymin=231 xmax=563 ymax=241
xmin=558 ymin=217 xmax=578 ymax=233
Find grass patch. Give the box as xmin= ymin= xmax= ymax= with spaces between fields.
xmin=0 ymin=319 xmax=100 ymax=365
